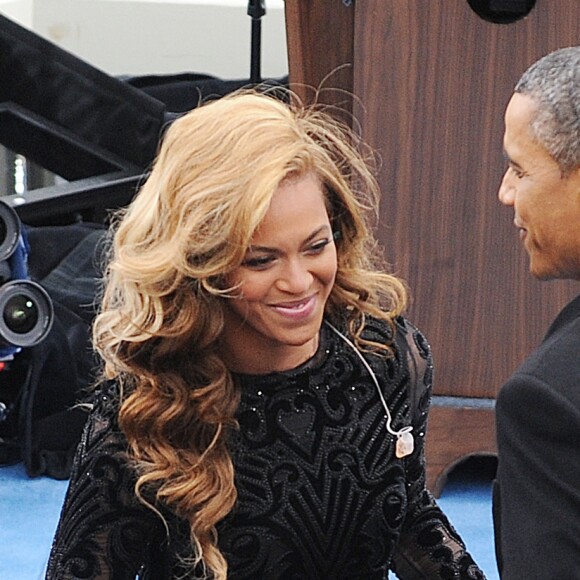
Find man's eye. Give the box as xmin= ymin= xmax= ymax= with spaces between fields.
xmin=242 ymin=255 xmax=274 ymax=269
xmin=510 ymin=165 xmax=525 ymax=179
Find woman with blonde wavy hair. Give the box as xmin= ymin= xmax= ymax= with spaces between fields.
xmin=46 ymin=90 xmax=484 ymax=579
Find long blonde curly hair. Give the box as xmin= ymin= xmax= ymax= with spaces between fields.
xmin=93 ymin=89 xmax=407 ymax=579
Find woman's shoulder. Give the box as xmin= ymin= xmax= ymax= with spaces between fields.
xmin=77 ymin=380 xmax=128 ymax=461
xmin=362 ymin=315 xmax=431 ymax=360
xmin=395 ymin=317 xmax=432 ymax=362
xmin=92 ymin=379 xmax=122 ymax=408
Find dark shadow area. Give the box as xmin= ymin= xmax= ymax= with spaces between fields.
xmin=444 ymin=455 xmax=498 ymax=489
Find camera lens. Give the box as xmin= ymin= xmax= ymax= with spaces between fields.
xmin=0 ymin=201 xmax=20 ymax=261
xmin=0 ymin=280 xmax=53 ymax=348
xmin=3 ymin=294 xmax=39 ymax=334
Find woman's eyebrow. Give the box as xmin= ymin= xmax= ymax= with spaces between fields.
xmin=247 ymin=225 xmax=331 ymax=253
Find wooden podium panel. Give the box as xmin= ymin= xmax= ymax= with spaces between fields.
xmin=286 ymin=0 xmax=580 ymax=494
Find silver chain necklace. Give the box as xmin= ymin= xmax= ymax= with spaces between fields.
xmin=325 ymin=321 xmax=414 ymax=459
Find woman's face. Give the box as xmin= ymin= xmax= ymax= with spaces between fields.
xmin=221 ymin=173 xmax=338 ymax=373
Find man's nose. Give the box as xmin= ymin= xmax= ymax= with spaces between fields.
xmin=498 ymin=171 xmax=516 ymax=206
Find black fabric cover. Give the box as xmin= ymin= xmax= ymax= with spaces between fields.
xmin=123 ymin=73 xmax=288 ymax=113
xmin=0 ymin=14 xmax=166 ymax=171
xmin=0 ymin=222 xmax=106 ymax=479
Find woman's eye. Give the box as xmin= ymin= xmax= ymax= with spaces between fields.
xmin=242 ymin=255 xmax=275 ymax=269
xmin=306 ymin=238 xmax=331 ymax=254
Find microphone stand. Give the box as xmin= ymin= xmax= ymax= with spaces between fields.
xmin=247 ymin=0 xmax=266 ymax=85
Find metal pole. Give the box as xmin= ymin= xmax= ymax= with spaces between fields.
xmin=247 ymin=0 xmax=266 ymax=84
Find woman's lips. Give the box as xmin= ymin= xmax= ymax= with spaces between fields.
xmin=270 ymin=295 xmax=317 ymax=320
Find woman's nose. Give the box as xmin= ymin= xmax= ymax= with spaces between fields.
xmin=276 ymin=259 xmax=313 ymax=294
xmin=498 ymin=171 xmax=516 ymax=206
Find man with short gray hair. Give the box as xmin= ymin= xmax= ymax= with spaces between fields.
xmin=494 ymin=46 xmax=580 ymax=579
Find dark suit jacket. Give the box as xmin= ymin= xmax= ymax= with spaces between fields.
xmin=493 ymin=293 xmax=580 ymax=579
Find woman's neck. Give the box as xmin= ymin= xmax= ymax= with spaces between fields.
xmin=219 ymin=333 xmax=320 ymax=375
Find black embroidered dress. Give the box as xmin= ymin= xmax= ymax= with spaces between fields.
xmin=46 ymin=317 xmax=485 ymax=579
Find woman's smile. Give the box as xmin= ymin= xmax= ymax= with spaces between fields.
xmin=221 ymin=172 xmax=337 ymax=374
xmin=270 ymin=294 xmax=317 ymax=319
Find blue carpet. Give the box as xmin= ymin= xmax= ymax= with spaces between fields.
xmin=0 ymin=458 xmax=499 ymax=579
xmin=437 ymin=457 xmax=499 ymax=580
xmin=0 ymin=463 xmax=68 ymax=580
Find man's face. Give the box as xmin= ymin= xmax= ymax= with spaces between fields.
xmin=498 ymin=92 xmax=580 ymax=280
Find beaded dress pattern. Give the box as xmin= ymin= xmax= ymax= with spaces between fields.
xmin=46 ymin=316 xmax=486 ymax=579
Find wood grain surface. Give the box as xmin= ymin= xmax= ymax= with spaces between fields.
xmin=285 ymin=0 xmax=580 ymax=491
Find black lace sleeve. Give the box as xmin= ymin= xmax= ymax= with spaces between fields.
xmin=45 ymin=385 xmax=166 ymax=580
xmin=390 ymin=320 xmax=486 ymax=579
